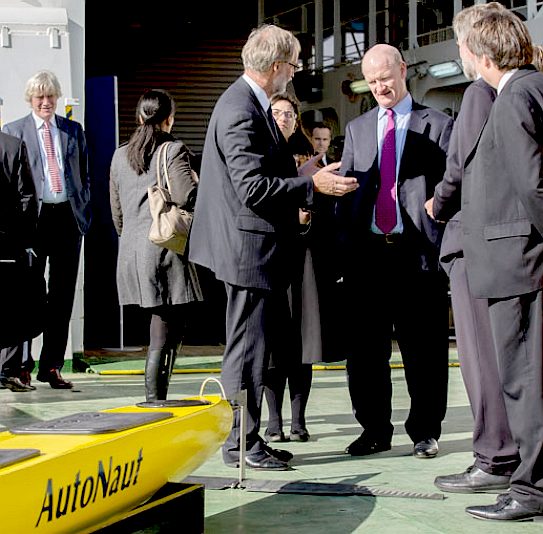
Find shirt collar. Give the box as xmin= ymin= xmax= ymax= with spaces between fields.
xmin=497 ymin=69 xmax=518 ymax=95
xmin=242 ymin=73 xmax=271 ymax=112
xmin=32 ymin=112 xmax=57 ymax=130
xmin=378 ymin=92 xmax=412 ymax=119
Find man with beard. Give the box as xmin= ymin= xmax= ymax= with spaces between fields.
xmin=189 ymin=24 xmax=358 ymax=470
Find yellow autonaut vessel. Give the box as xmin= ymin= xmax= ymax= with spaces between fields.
xmin=0 ymin=390 xmax=232 ymax=534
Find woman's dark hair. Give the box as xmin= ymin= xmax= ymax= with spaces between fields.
xmin=127 ymin=89 xmax=175 ymax=175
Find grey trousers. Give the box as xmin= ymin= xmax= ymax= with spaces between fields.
xmin=449 ymin=257 xmax=519 ymax=475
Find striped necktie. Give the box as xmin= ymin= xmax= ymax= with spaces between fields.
xmin=43 ymin=121 xmax=62 ymax=193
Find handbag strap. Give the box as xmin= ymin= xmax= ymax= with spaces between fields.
xmin=155 ymin=141 xmax=173 ymax=191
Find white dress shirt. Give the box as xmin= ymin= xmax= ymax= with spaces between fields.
xmin=32 ymin=113 xmax=67 ymax=203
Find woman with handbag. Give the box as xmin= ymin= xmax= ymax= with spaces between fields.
xmin=109 ymin=89 xmax=202 ymax=401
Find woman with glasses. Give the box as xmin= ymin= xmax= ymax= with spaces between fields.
xmin=265 ymin=91 xmax=342 ymax=444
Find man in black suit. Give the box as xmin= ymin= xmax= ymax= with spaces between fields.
xmin=426 ymin=3 xmax=519 ymax=494
xmin=0 ymin=131 xmax=39 ymax=392
xmin=189 ymin=24 xmax=358 ymax=470
xmin=309 ymin=122 xmax=334 ymax=167
xmin=460 ymin=11 xmax=543 ymax=521
xmin=338 ymin=44 xmax=453 ymax=459
xmin=3 ymin=70 xmax=91 ymax=389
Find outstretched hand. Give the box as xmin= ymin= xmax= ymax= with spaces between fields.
xmin=311 ymin=161 xmax=358 ymax=196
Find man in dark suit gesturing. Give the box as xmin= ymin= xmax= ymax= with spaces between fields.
xmin=427 ymin=3 xmax=519 ymax=495
xmin=189 ymin=24 xmax=358 ymax=470
xmin=459 ymin=11 xmax=543 ymax=522
xmin=3 ymin=70 xmax=91 ymax=389
xmin=338 ymin=44 xmax=453 ymax=459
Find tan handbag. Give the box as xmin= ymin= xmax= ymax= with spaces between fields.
xmin=148 ymin=141 xmax=193 ymax=255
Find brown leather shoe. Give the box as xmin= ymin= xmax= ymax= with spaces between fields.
xmin=37 ymin=368 xmax=73 ymax=389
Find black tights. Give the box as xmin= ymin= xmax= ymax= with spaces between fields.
xmin=148 ymin=305 xmax=186 ymax=352
xmin=265 ymin=363 xmax=313 ymax=432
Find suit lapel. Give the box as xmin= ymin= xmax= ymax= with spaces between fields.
xmin=398 ymin=105 xmax=428 ymax=183
xmin=242 ymin=79 xmax=280 ymax=146
xmin=22 ymin=114 xmax=45 ymax=194
xmin=56 ymin=115 xmax=69 ymax=161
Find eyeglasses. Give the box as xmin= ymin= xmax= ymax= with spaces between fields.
xmin=272 ymin=109 xmax=296 ymax=120
xmin=280 ymin=61 xmax=302 ymax=72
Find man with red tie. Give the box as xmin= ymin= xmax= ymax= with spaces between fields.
xmin=3 ymin=70 xmax=91 ymax=389
xmin=337 ymin=44 xmax=453 ymax=459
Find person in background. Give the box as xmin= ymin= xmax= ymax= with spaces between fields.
xmin=460 ymin=10 xmax=543 ymax=521
xmin=309 ymin=121 xmax=334 ymax=166
xmin=264 ymin=91 xmax=313 ymax=443
xmin=3 ymin=70 xmax=91 ymax=390
xmin=188 ymin=24 xmax=358 ymax=471
xmin=426 ymin=2 xmax=519 ymax=496
xmin=338 ymin=43 xmax=453 ymax=460
xmin=109 ymin=89 xmax=202 ymax=402
xmin=0 ymin=131 xmax=39 ymax=392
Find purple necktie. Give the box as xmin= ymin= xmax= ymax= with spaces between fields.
xmin=375 ymin=108 xmax=397 ymax=233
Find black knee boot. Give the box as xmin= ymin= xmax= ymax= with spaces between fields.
xmin=156 ymin=348 xmax=177 ymax=400
xmin=145 ymin=349 xmax=165 ymax=401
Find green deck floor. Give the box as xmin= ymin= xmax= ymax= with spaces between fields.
xmin=0 ymin=347 xmax=538 ymax=533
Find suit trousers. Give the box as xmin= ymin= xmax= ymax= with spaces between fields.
xmin=449 ymin=256 xmax=519 ymax=475
xmin=221 ymin=282 xmax=290 ymax=463
xmin=488 ymin=290 xmax=543 ymax=509
xmin=35 ymin=202 xmax=82 ymax=371
xmin=344 ymin=236 xmax=449 ymax=444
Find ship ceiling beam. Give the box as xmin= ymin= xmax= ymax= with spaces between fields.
xmin=527 ymin=0 xmax=538 ymax=20
xmin=258 ymin=0 xmax=264 ymax=25
xmin=408 ymin=0 xmax=417 ymax=48
xmin=454 ymin=0 xmax=462 ymax=16
xmin=333 ymin=0 xmax=341 ymax=65
xmin=369 ymin=0 xmax=376 ymax=47
xmin=315 ymin=0 xmax=323 ymax=70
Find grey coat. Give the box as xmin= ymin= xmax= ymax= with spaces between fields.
xmin=109 ymin=139 xmax=202 ymax=308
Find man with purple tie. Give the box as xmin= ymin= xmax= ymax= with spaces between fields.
xmin=337 ymin=44 xmax=453 ymax=459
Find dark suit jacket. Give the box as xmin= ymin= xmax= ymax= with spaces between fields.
xmin=338 ymin=99 xmax=453 ymax=270
xmin=3 ymin=113 xmax=91 ymax=235
xmin=463 ymin=66 xmax=543 ymax=299
xmin=0 ymin=131 xmax=42 ymax=347
xmin=189 ymin=76 xmax=314 ymax=290
xmin=433 ymin=79 xmax=496 ymax=270
xmin=0 ymin=132 xmax=36 ymax=257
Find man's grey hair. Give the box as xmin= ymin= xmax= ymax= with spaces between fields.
xmin=24 ymin=70 xmax=62 ymax=103
xmin=241 ymin=24 xmax=301 ymax=73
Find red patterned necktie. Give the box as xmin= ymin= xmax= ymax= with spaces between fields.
xmin=43 ymin=121 xmax=62 ymax=193
xmin=375 ymin=108 xmax=397 ymax=233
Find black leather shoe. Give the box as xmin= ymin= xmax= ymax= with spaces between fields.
xmin=264 ymin=429 xmax=288 ymax=443
xmin=37 ymin=368 xmax=73 ymax=389
xmin=413 ymin=438 xmax=438 ymax=458
xmin=1 ymin=377 xmax=34 ymax=392
xmin=435 ymin=465 xmax=511 ymax=493
xmin=225 ymin=452 xmax=289 ymax=471
xmin=466 ymin=494 xmax=543 ymax=521
xmin=290 ymin=428 xmax=310 ymax=442
xmin=345 ymin=434 xmax=391 ymax=456
xmin=262 ymin=443 xmax=293 ymax=462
